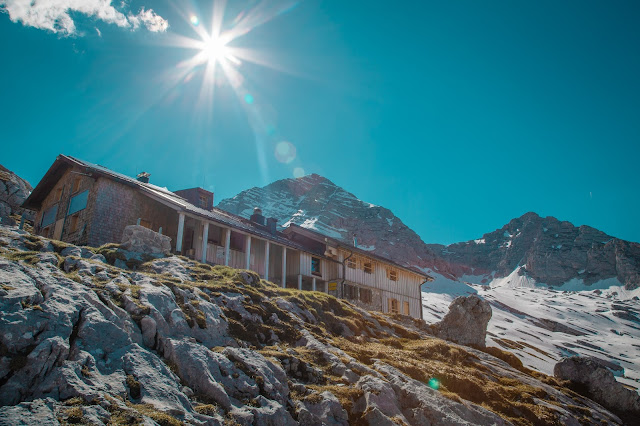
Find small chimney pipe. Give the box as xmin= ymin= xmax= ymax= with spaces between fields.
xmin=137 ymin=172 xmax=150 ymax=183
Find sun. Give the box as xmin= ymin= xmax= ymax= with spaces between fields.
xmin=202 ymin=36 xmax=229 ymax=64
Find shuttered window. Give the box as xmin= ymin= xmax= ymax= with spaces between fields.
xmin=344 ymin=284 xmax=357 ymax=300
xmin=388 ymin=269 xmax=398 ymax=281
xmin=403 ymin=301 xmax=410 ymax=316
xmin=388 ymin=298 xmax=399 ymax=314
xmin=363 ymin=261 xmax=373 ymax=274
xmin=360 ymin=288 xmax=372 ymax=304
xmin=67 ymin=190 xmax=88 ymax=216
xmin=346 ymin=257 xmax=356 ymax=269
xmin=41 ymin=205 xmax=58 ymax=227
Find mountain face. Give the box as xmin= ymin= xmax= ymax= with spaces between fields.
xmin=430 ymin=212 xmax=640 ymax=290
xmin=217 ymin=174 xmax=445 ymax=273
xmin=218 ymin=175 xmax=640 ymax=291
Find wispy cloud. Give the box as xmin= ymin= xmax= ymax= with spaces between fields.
xmin=0 ymin=0 xmax=169 ymax=35
xmin=128 ymin=7 xmax=169 ymax=33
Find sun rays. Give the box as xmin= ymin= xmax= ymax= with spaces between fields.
xmin=158 ymin=0 xmax=304 ymax=181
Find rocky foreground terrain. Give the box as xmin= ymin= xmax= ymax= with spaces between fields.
xmin=0 ymin=225 xmax=634 ymax=425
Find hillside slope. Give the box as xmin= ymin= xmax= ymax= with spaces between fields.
xmin=0 ymin=225 xmax=623 ymax=425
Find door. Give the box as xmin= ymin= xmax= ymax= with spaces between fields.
xmin=53 ymin=218 xmax=64 ymax=240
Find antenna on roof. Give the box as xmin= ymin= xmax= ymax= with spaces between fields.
xmin=353 ymin=233 xmax=358 ymax=248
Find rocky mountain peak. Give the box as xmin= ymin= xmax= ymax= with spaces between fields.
xmin=218 ymin=174 xmax=443 ymax=272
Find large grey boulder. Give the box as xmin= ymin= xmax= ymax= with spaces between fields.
xmin=554 ymin=356 xmax=640 ymax=417
xmin=0 ymin=165 xmax=33 ymax=225
xmin=432 ymin=294 xmax=492 ymax=347
xmin=121 ymin=225 xmax=171 ymax=255
xmin=296 ymin=391 xmax=348 ymax=426
xmin=0 ymin=398 xmax=58 ymax=426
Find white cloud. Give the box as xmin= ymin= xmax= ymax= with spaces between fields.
xmin=128 ymin=7 xmax=168 ymax=33
xmin=0 ymin=0 xmax=168 ymax=35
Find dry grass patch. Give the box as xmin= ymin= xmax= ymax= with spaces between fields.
xmin=332 ymin=336 xmax=567 ymax=426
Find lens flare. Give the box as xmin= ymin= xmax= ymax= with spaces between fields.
xmin=190 ymin=15 xmax=199 ymax=26
xmin=293 ymin=167 xmax=305 ymax=178
xmin=275 ymin=141 xmax=296 ymax=164
xmin=244 ymin=93 xmax=254 ymax=104
xmin=428 ymin=378 xmax=440 ymax=390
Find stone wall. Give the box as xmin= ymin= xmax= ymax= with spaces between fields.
xmin=88 ymin=178 xmax=179 ymax=249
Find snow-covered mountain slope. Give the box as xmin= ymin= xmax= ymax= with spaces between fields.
xmin=217 ymin=174 xmax=445 ymax=272
xmin=428 ymin=211 xmax=640 ymax=290
xmin=422 ymin=275 xmax=640 ymax=393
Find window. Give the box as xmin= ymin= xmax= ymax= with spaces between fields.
xmin=199 ymin=195 xmax=208 ymax=209
xmin=344 ymin=284 xmax=357 ymax=300
xmin=403 ymin=301 xmax=410 ymax=316
xmin=56 ymin=187 xmax=63 ymax=201
xmin=41 ymin=205 xmax=58 ymax=227
xmin=311 ymin=257 xmax=321 ymax=276
xmin=68 ymin=190 xmax=88 ymax=216
xmin=72 ymin=177 xmax=81 ymax=193
xmin=69 ymin=215 xmax=79 ymax=233
xmin=346 ymin=256 xmax=356 ymax=269
xmin=140 ymin=219 xmax=151 ymax=229
xmin=360 ymin=288 xmax=372 ymax=304
xmin=388 ymin=269 xmax=398 ymax=281
xmin=388 ymin=298 xmax=399 ymax=314
xmin=363 ymin=261 xmax=373 ymax=274
xmin=230 ymin=232 xmax=245 ymax=252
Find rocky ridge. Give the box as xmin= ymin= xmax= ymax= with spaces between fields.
xmin=218 ymin=176 xmax=640 ymax=290
xmin=428 ymin=212 xmax=640 ymax=290
xmin=0 ymin=225 xmax=624 ymax=425
xmin=217 ymin=174 xmax=447 ymax=274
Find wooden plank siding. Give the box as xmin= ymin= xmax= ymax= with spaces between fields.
xmin=338 ymin=248 xmax=424 ymax=318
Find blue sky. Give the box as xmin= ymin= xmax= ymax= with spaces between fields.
xmin=1 ymin=1 xmax=639 ymax=245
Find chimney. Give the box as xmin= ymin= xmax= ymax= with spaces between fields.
xmin=137 ymin=172 xmax=150 ymax=183
xmin=353 ymin=233 xmax=358 ymax=248
xmin=266 ymin=217 xmax=277 ymax=234
xmin=250 ymin=207 xmax=266 ymax=226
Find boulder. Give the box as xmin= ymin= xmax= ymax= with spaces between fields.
xmin=296 ymin=391 xmax=348 ymax=426
xmin=0 ymin=398 xmax=58 ymax=426
xmin=120 ymin=225 xmax=171 ymax=255
xmin=432 ymin=294 xmax=492 ymax=347
xmin=554 ymin=356 xmax=640 ymax=417
xmin=0 ymin=165 xmax=34 ymax=225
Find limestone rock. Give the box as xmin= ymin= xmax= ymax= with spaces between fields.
xmin=554 ymin=356 xmax=640 ymax=418
xmin=120 ymin=225 xmax=171 ymax=255
xmin=0 ymin=164 xmax=34 ymax=225
xmin=0 ymin=398 xmax=58 ymax=426
xmin=432 ymin=294 xmax=492 ymax=347
xmin=296 ymin=391 xmax=348 ymax=426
